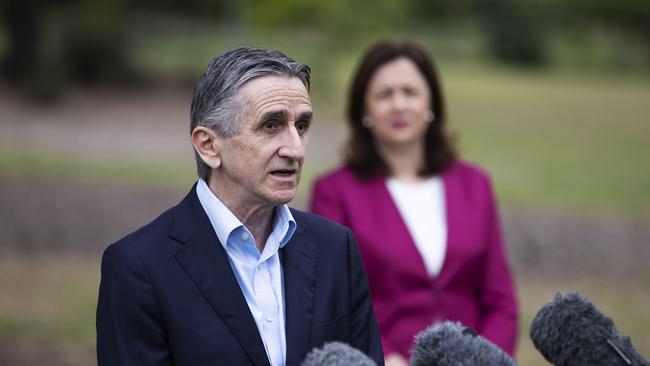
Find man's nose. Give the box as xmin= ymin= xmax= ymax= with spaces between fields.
xmin=278 ymin=126 xmax=305 ymax=160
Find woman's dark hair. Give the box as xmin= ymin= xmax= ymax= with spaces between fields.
xmin=345 ymin=40 xmax=456 ymax=179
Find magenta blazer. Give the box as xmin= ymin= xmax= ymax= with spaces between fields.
xmin=310 ymin=161 xmax=518 ymax=358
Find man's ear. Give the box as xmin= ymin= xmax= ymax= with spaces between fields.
xmin=191 ymin=126 xmax=222 ymax=169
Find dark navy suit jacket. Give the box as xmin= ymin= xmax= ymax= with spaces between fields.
xmin=96 ymin=185 xmax=383 ymax=366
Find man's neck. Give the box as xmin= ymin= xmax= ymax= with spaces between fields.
xmin=207 ymin=179 xmax=275 ymax=252
xmin=238 ymin=206 xmax=275 ymax=253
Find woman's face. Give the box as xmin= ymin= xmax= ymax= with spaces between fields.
xmin=364 ymin=57 xmax=432 ymax=149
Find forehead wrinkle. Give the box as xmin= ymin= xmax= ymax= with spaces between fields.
xmin=249 ymin=88 xmax=310 ymax=106
xmin=247 ymin=93 xmax=311 ymax=122
xmin=237 ymin=77 xmax=311 ymax=125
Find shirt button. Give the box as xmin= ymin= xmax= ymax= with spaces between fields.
xmin=257 ymin=263 xmax=263 ymax=270
xmin=241 ymin=232 xmax=250 ymax=241
xmin=265 ymin=313 xmax=274 ymax=322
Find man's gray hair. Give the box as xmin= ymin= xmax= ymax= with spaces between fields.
xmin=190 ymin=46 xmax=311 ymax=180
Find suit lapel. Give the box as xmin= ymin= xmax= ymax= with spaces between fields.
xmin=282 ymin=212 xmax=317 ymax=365
xmin=171 ymin=187 xmax=270 ymax=366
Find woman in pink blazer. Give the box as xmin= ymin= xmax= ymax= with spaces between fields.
xmin=310 ymin=41 xmax=518 ymax=366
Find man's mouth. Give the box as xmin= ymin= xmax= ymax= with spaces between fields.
xmin=270 ymin=169 xmax=297 ymax=177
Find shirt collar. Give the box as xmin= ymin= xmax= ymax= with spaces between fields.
xmin=195 ymin=179 xmax=296 ymax=250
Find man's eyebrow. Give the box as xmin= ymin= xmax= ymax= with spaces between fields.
xmin=259 ymin=110 xmax=288 ymax=121
xmin=297 ymin=111 xmax=313 ymax=121
xmin=258 ymin=110 xmax=313 ymax=122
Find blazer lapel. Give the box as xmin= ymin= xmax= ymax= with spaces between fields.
xmin=171 ymin=187 xmax=270 ymax=366
xmin=282 ymin=213 xmax=317 ymax=365
xmin=375 ymin=176 xmax=433 ymax=277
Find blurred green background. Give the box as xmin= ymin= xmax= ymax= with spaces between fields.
xmin=1 ymin=0 xmax=649 ymax=365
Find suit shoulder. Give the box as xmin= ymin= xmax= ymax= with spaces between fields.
xmin=290 ymin=209 xmax=355 ymax=259
xmin=103 ymin=205 xmax=177 ymax=258
xmin=290 ymin=208 xmax=349 ymax=236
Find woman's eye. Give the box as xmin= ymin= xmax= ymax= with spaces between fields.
xmin=404 ymin=87 xmax=420 ymax=96
xmin=375 ymin=89 xmax=392 ymax=99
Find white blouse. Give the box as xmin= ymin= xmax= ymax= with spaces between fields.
xmin=386 ymin=177 xmax=447 ymax=277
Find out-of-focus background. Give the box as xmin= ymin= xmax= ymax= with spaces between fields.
xmin=1 ymin=0 xmax=649 ymax=365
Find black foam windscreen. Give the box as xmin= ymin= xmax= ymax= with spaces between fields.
xmin=530 ymin=292 xmax=649 ymax=366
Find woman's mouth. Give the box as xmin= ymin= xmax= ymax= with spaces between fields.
xmin=391 ymin=119 xmax=409 ymax=128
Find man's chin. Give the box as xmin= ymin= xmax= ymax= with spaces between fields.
xmin=265 ymin=189 xmax=296 ymax=205
xmin=274 ymin=193 xmax=296 ymax=205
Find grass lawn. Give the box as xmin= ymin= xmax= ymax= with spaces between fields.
xmin=2 ymin=65 xmax=648 ymax=216
xmin=0 ymin=255 xmax=648 ymax=365
xmin=0 ymin=256 xmax=99 ymax=365
xmin=444 ymin=67 xmax=650 ymax=215
xmin=1 ymin=22 xmax=649 ymax=365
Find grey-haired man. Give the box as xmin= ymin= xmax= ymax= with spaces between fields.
xmin=96 ymin=46 xmax=384 ymax=366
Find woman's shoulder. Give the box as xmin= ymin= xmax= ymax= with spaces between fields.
xmin=443 ymin=160 xmax=494 ymax=192
xmin=445 ymin=160 xmax=490 ymax=181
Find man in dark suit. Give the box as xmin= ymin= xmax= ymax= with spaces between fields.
xmin=96 ymin=46 xmax=383 ymax=366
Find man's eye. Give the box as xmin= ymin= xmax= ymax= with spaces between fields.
xmin=263 ymin=121 xmax=278 ymax=130
xmin=295 ymin=121 xmax=310 ymax=135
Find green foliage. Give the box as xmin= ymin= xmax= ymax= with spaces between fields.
xmin=568 ymin=0 xmax=650 ymax=33
xmin=1 ymin=0 xmax=134 ymax=98
xmin=248 ymin=0 xmax=321 ymax=26
xmin=473 ymin=0 xmax=548 ymax=66
xmin=3 ymin=0 xmax=650 ymax=98
xmin=59 ymin=0 xmax=132 ymax=82
xmin=410 ymin=0 xmax=473 ymax=19
xmin=248 ymin=0 xmax=414 ymax=37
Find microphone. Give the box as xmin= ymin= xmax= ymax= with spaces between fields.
xmin=530 ymin=292 xmax=649 ymax=366
xmin=410 ymin=321 xmax=517 ymax=366
xmin=301 ymin=342 xmax=377 ymax=366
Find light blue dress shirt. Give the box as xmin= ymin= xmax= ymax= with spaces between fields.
xmin=196 ymin=179 xmax=296 ymax=366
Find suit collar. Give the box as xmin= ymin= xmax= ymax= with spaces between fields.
xmin=171 ymin=186 xmax=271 ymax=366
xmin=194 ymin=179 xmax=298 ymax=252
